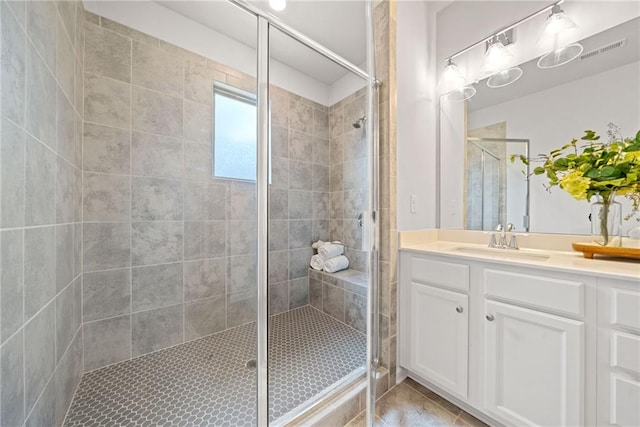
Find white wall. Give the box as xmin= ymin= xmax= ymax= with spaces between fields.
xmin=84 ymin=0 xmax=363 ymax=106
xmin=468 ymin=61 xmax=640 ymax=235
xmin=396 ymin=1 xmax=438 ymax=231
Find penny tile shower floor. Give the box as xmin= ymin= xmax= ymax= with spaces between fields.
xmin=64 ymin=306 xmax=366 ymax=426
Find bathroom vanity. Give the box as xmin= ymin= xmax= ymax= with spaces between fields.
xmin=397 ymin=230 xmax=640 ymax=427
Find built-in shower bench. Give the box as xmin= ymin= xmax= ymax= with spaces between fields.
xmin=308 ymin=268 xmax=367 ymax=333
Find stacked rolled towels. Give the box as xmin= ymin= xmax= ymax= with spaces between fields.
xmin=310 ymin=240 xmax=349 ymax=273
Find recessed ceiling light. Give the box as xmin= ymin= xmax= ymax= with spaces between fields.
xmin=269 ymin=0 xmax=286 ymax=12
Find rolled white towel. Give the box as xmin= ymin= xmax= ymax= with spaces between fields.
xmin=318 ymin=243 xmax=344 ymax=260
xmin=311 ymin=240 xmax=325 ymax=249
xmin=310 ymin=254 xmax=324 ymax=271
xmin=323 ymin=255 xmax=349 ymax=273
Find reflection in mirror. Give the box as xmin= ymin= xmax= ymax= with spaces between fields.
xmin=465 ymin=136 xmax=529 ymax=232
xmin=440 ymin=15 xmax=640 ymax=235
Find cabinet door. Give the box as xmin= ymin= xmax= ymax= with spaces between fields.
xmin=484 ymin=300 xmax=584 ymax=426
xmin=409 ymin=282 xmax=469 ymax=398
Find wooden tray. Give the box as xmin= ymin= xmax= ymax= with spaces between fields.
xmin=572 ymin=242 xmax=640 ymax=260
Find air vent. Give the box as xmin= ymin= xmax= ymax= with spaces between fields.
xmin=580 ymin=38 xmax=627 ymax=60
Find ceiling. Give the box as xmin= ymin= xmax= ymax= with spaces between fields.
xmin=156 ymin=0 xmax=367 ymax=85
xmin=468 ymin=17 xmax=640 ymax=112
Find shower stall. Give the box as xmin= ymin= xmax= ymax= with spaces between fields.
xmin=0 ymin=0 xmax=380 ymax=426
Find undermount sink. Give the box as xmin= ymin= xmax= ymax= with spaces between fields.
xmin=452 ymin=246 xmax=551 ymax=261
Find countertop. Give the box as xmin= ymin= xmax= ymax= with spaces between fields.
xmin=399 ymin=230 xmax=640 ymax=281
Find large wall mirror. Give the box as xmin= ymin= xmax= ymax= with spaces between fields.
xmin=439 ymin=7 xmax=640 ymax=235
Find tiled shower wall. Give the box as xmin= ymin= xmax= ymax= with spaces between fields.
xmin=80 ymin=12 xmax=331 ymax=371
xmin=1 ymin=1 xmax=85 ymax=426
xmin=328 ymin=87 xmax=368 ymax=273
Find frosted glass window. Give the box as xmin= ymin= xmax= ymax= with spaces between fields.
xmin=213 ymin=85 xmax=257 ymax=181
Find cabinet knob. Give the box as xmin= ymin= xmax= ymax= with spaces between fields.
xmin=456 ymin=306 xmax=463 ymax=313
xmin=486 ymin=314 xmax=494 ymax=321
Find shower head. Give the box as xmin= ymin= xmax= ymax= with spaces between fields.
xmin=352 ymin=116 xmax=366 ymax=129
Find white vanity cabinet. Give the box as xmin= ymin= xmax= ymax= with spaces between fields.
xmin=406 ymin=256 xmax=470 ymax=399
xmin=399 ymin=250 xmax=605 ymax=427
xmin=597 ymin=278 xmax=640 ymax=426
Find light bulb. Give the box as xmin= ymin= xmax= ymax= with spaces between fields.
xmin=439 ymin=59 xmax=467 ymax=94
xmin=537 ymin=5 xmax=580 ymax=52
xmin=269 ymin=0 xmax=286 ymax=11
xmin=483 ymin=36 xmax=515 ymax=75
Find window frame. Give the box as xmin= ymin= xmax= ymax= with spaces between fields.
xmin=212 ymin=81 xmax=260 ymax=182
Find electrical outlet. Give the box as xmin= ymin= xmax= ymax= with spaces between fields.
xmin=410 ymin=194 xmax=417 ymax=214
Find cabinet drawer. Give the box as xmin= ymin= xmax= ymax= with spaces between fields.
xmin=612 ymin=331 xmax=640 ymax=375
xmin=611 ymin=288 xmax=640 ymax=332
xmin=410 ymin=256 xmax=469 ymax=292
xmin=610 ymin=374 xmax=640 ymax=426
xmin=484 ymin=269 xmax=584 ymax=317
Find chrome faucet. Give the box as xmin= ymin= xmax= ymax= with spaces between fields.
xmin=488 ymin=223 xmax=519 ymax=250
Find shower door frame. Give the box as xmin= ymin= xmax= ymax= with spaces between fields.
xmin=225 ymin=1 xmax=381 ymax=425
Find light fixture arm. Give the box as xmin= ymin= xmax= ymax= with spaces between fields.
xmin=445 ymin=0 xmax=564 ymax=62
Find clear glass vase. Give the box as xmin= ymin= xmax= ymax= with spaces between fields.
xmin=591 ymin=193 xmax=622 ymax=246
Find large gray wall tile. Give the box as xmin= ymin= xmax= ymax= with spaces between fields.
xmin=27 ymin=1 xmax=57 ymax=68
xmin=56 ymin=223 xmax=74 ymax=292
xmin=54 ymin=330 xmax=83 ymax=426
xmin=184 ymin=181 xmax=226 ymax=221
xmin=83 ymin=222 xmax=130 ymax=272
xmin=55 ymin=282 xmax=76 ymax=362
xmin=24 ymin=372 xmax=55 ymax=427
xmin=25 ymin=135 xmax=55 ymax=225
xmin=132 ymin=41 xmax=182 ymax=97
xmin=289 ymin=277 xmax=309 ymax=309
xmin=132 ymin=86 xmax=182 ymax=137
xmin=184 ymin=258 xmax=226 ymax=301
xmin=184 ymin=100 xmax=212 ymax=143
xmin=184 ymin=221 xmax=225 ymax=260
xmin=227 ymin=291 xmax=256 ymax=328
xmin=85 ymin=23 xmax=131 ymax=82
xmin=132 ymin=304 xmax=183 ymax=356
xmin=227 ymin=255 xmax=256 ymax=294
xmin=132 ymin=222 xmax=183 ymax=266
xmin=83 ymin=268 xmax=131 ymax=322
xmin=84 ymin=73 xmax=131 ymax=128
xmin=83 ymin=123 xmax=131 ymax=174
xmin=24 ymin=226 xmax=56 ymax=319
xmin=84 ymin=315 xmax=131 ymax=371
xmin=132 ymin=263 xmax=183 ymax=312
xmin=1 ymin=3 xmax=26 ymax=125
xmin=323 ymin=283 xmax=345 ymax=322
xmin=24 ymin=302 xmax=55 ymax=412
xmin=131 ymin=132 xmax=183 ymax=179
xmin=1 ymin=230 xmax=23 ymax=342
xmin=132 ymin=177 xmax=183 ymax=221
xmin=0 ymin=118 xmax=25 ymax=228
xmin=56 ymin=156 xmax=74 ymax=224
xmin=0 ymin=330 xmax=24 ymax=427
xmin=185 ymin=296 xmax=226 ymax=340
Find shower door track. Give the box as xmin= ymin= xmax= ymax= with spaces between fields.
xmin=225 ymin=1 xmax=381 ymax=425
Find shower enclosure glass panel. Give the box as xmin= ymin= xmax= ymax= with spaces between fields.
xmin=267 ymin=24 xmax=371 ymax=424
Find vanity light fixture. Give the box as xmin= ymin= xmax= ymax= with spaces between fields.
xmin=483 ymin=35 xmax=515 ymax=76
xmin=269 ymin=0 xmax=286 ymax=12
xmin=439 ymin=59 xmax=476 ymax=101
xmin=537 ymin=4 xmax=583 ymax=68
xmin=487 ymin=66 xmax=523 ymax=88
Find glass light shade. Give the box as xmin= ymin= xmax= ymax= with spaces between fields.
xmin=537 ymin=42 xmax=583 ymax=68
xmin=487 ymin=66 xmax=523 ymax=88
xmin=269 ymin=0 xmax=286 ymax=11
xmin=445 ymin=85 xmax=476 ymax=102
xmin=439 ymin=60 xmax=467 ymax=94
xmin=483 ymin=39 xmax=515 ymax=75
xmin=537 ymin=6 xmax=580 ymax=51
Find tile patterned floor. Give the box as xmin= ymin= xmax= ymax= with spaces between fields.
xmin=346 ymin=379 xmax=490 ymax=427
xmin=64 ymin=306 xmax=366 ymax=426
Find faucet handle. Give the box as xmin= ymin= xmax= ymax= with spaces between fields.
xmin=508 ymin=234 xmax=519 ymax=250
xmin=495 ymin=224 xmax=503 ymax=232
xmin=506 ymin=223 xmax=515 ymax=232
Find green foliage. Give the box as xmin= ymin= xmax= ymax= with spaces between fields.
xmin=512 ymin=123 xmax=640 ymax=221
